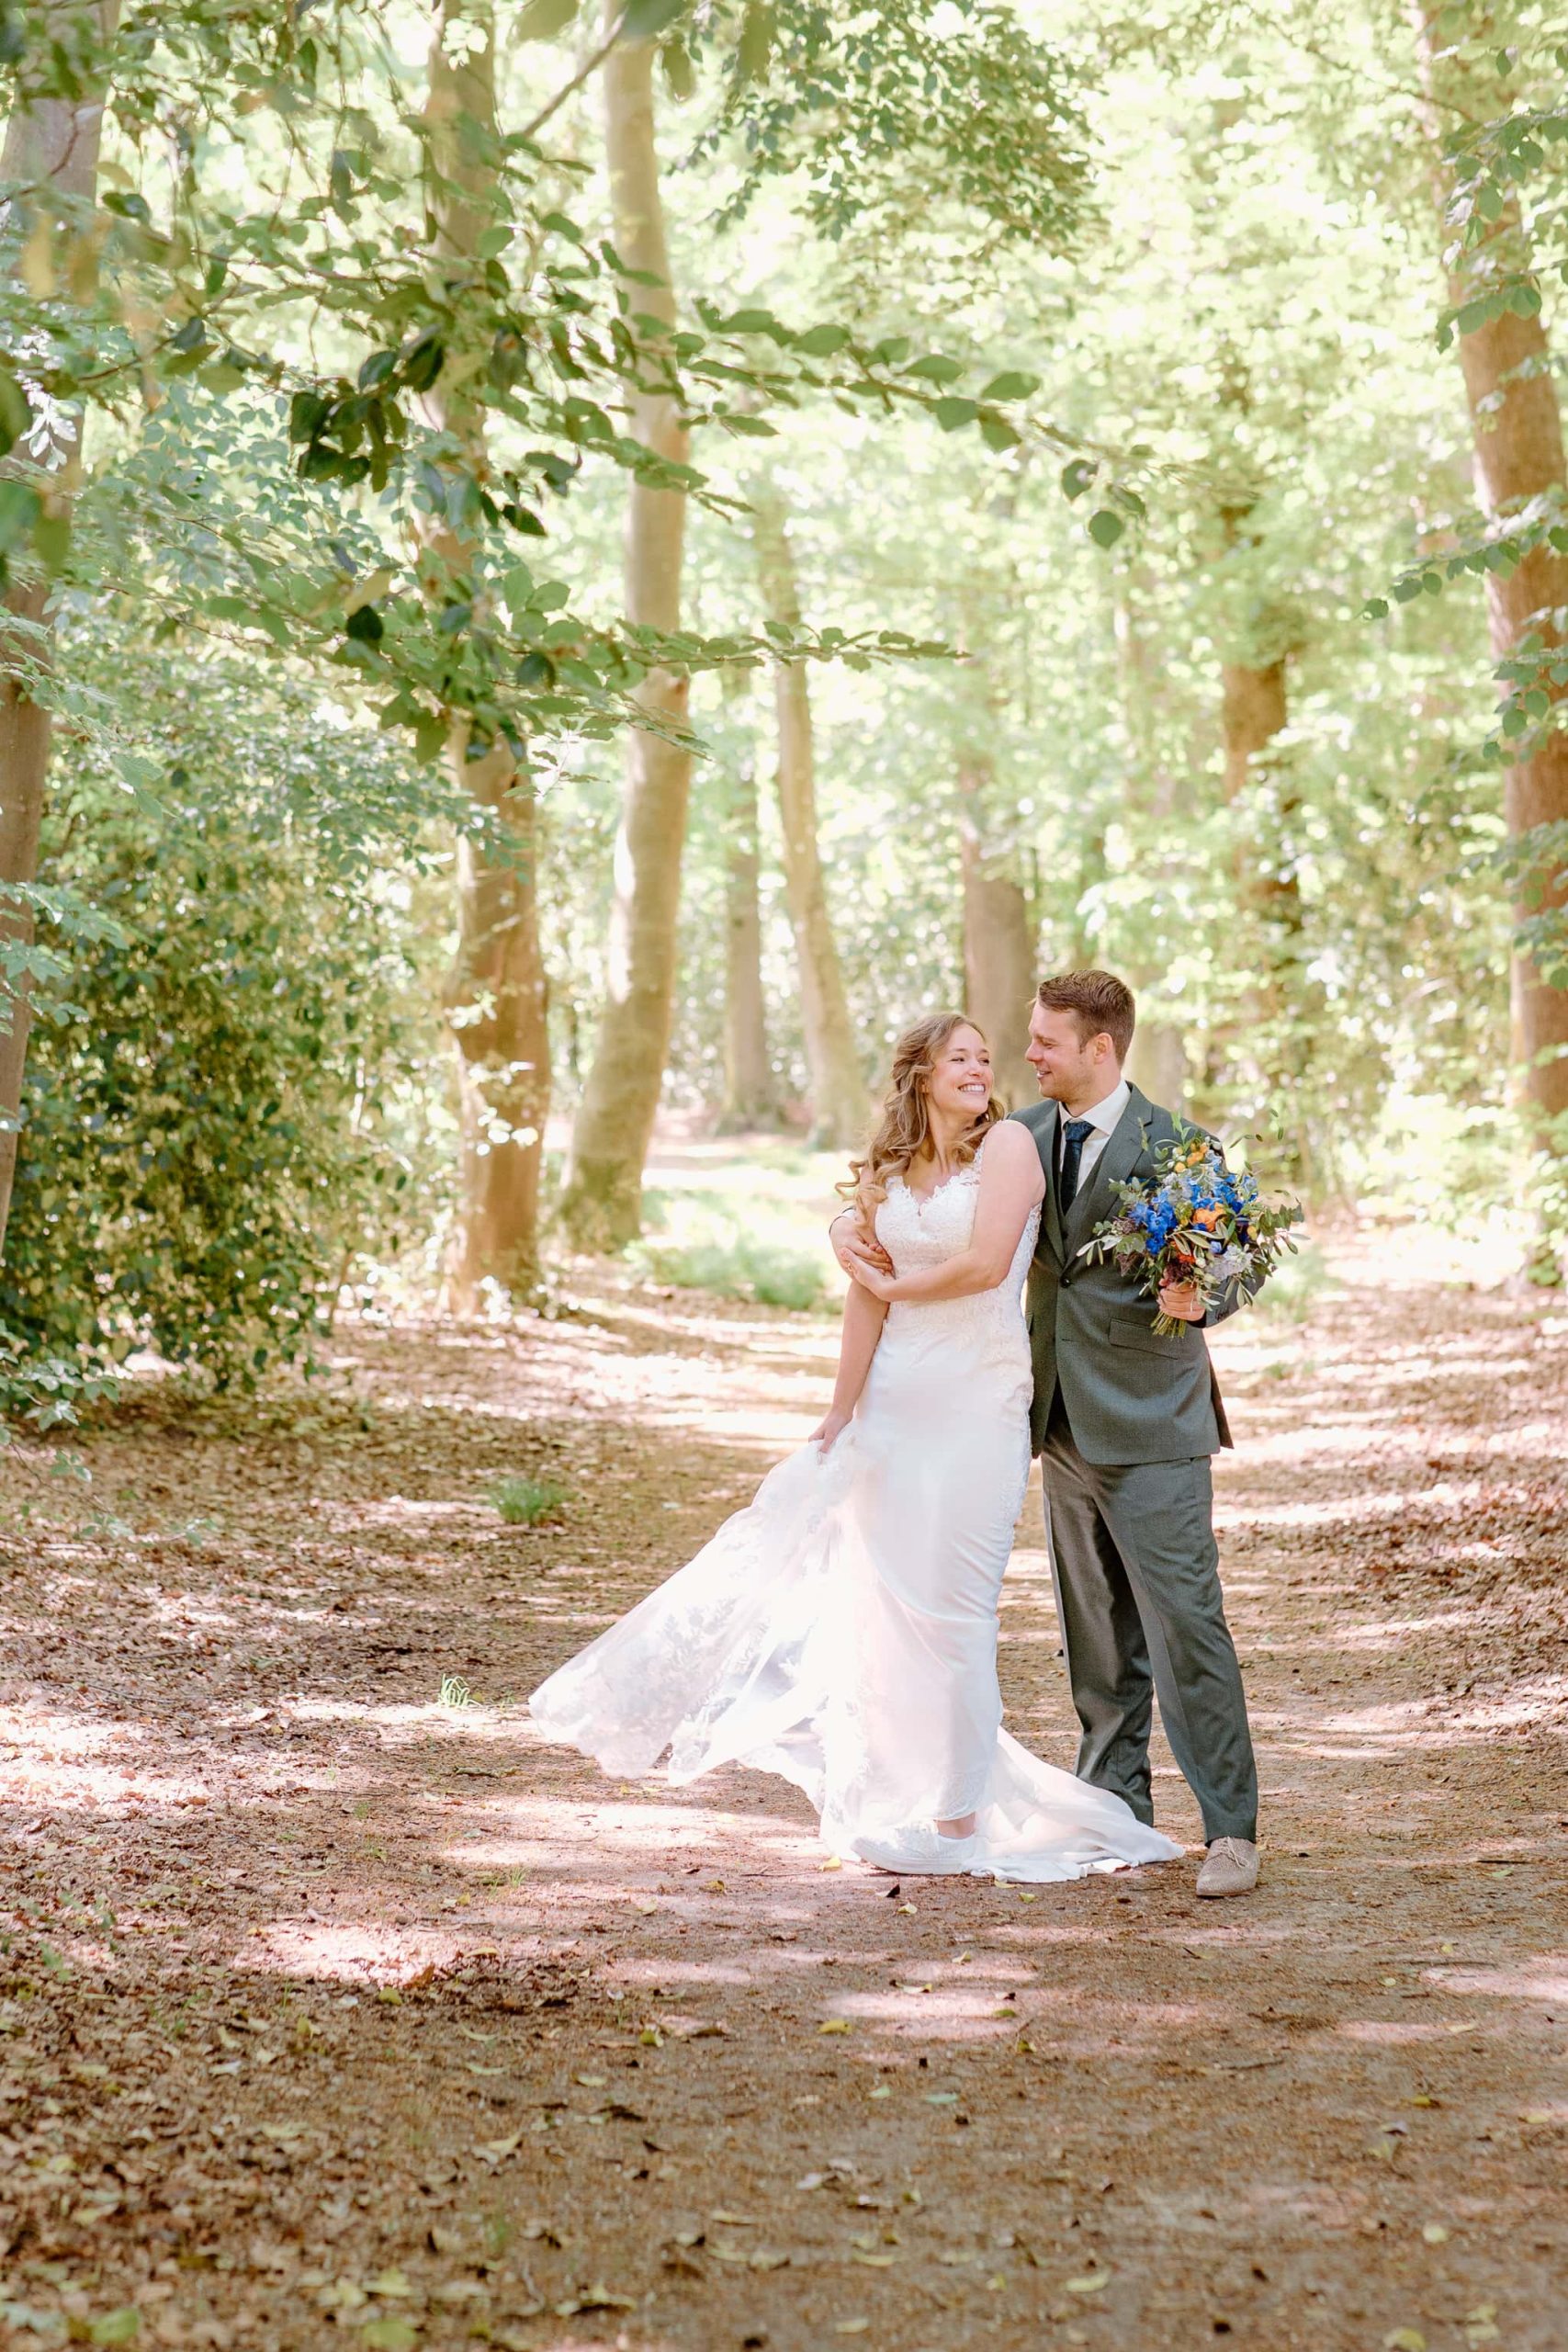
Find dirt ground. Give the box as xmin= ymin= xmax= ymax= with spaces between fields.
xmin=3 ymin=1233 xmax=1567 ymax=2352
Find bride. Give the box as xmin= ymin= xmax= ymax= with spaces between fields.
xmin=529 ymin=1012 xmax=1179 ymax=1882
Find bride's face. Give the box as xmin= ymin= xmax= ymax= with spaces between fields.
xmin=923 ymin=1024 xmax=992 ymax=1125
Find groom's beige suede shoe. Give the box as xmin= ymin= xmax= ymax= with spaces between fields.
xmin=1196 ymin=1838 xmax=1258 ymax=1899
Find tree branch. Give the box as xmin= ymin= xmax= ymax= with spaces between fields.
xmin=518 ymin=7 xmax=628 ymax=144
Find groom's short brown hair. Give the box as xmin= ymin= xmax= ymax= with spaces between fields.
xmin=1035 ymin=969 xmax=1136 ymax=1061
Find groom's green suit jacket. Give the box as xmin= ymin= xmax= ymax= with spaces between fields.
xmin=1010 ymin=1087 xmax=1239 ymax=1466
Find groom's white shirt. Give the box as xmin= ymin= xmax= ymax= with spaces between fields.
xmin=1056 ymin=1076 xmax=1130 ymax=1190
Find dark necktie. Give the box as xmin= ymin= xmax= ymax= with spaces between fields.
xmin=1058 ymin=1118 xmax=1094 ymax=1215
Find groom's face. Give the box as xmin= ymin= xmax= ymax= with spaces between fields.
xmin=1026 ymin=1005 xmax=1117 ymax=1102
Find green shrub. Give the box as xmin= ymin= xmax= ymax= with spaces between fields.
xmin=0 ymin=639 xmax=449 ymax=1393
xmin=491 ymin=1472 xmax=567 ymax=1525
xmin=632 ymin=1233 xmax=826 ymax=1311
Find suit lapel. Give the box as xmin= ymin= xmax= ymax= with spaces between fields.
xmin=1064 ymin=1084 xmax=1152 ymax=1254
xmin=1010 ymin=1102 xmax=1064 ymax=1260
xmin=1036 ymin=1102 xmax=1065 ymax=1261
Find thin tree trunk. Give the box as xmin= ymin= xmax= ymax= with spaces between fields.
xmin=424 ymin=4 xmax=550 ymax=1306
xmin=1220 ymin=650 xmax=1318 ymax=1183
xmin=1109 ymin=578 xmax=1187 ymax=1114
xmin=956 ymin=758 xmax=1036 ymax=1109
xmin=751 ymin=486 xmax=865 ymax=1148
xmin=558 ymin=7 xmax=692 ymax=1248
xmin=1221 ymin=657 xmax=1288 ymax=813
xmin=442 ymin=729 xmax=551 ymax=1305
xmin=717 ymin=739 xmax=778 ymax=1131
xmin=1410 ymin=5 xmax=1568 ymax=1159
xmin=0 ymin=3 xmax=118 ymax=1262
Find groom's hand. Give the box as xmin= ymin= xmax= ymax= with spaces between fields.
xmin=829 ymin=1211 xmax=893 ymax=1281
xmin=1157 ymin=1277 xmax=1205 ymax=1323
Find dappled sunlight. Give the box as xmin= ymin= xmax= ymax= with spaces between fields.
xmin=5 ymin=1241 xmax=1567 ymax=2347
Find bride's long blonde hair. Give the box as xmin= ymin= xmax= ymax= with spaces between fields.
xmin=839 ymin=1011 xmax=1004 ymax=1227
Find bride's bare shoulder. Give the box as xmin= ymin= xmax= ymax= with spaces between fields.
xmin=978 ymin=1119 xmax=1043 ymax=1175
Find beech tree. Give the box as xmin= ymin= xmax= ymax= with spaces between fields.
xmin=0 ymin=2 xmax=118 ymax=1259
xmin=1408 ymin=5 xmax=1568 ymax=1173
xmin=423 ymin=1 xmax=551 ymax=1303
xmin=752 ymin=484 xmax=866 ymax=1147
xmin=716 ymin=713 xmax=779 ymax=1130
xmin=558 ymin=2 xmax=696 ymax=1249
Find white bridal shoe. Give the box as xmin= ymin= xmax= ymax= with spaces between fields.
xmin=852 ymin=1826 xmax=980 ymax=1876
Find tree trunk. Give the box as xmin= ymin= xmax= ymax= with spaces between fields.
xmin=751 ymin=486 xmax=865 ymax=1148
xmin=424 ymin=3 xmax=550 ymax=1306
xmin=1221 ymin=658 xmax=1288 ymax=812
xmin=442 ymin=729 xmax=550 ymax=1306
xmin=1220 ymin=650 xmax=1319 ymax=1183
xmin=717 ymin=740 xmax=778 ymax=1131
xmin=1108 ymin=577 xmax=1186 ymax=1114
xmin=558 ymin=8 xmax=692 ymax=1248
xmin=0 ymin=3 xmax=118 ymax=1264
xmin=1411 ymin=5 xmax=1568 ymax=1153
xmin=1124 ymin=1020 xmax=1189 ymax=1113
xmin=956 ymin=759 xmax=1036 ymax=1109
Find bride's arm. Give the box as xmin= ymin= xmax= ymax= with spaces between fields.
xmin=852 ymin=1122 xmax=1043 ymax=1305
xmin=807 ymin=1279 xmax=887 ymax=1451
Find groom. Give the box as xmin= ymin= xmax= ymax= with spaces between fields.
xmin=836 ymin=968 xmax=1260 ymax=1899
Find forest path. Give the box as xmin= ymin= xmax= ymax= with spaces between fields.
xmin=3 ymin=1239 xmax=1568 ymax=2352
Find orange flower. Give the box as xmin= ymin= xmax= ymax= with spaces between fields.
xmin=1193 ymin=1205 xmax=1223 ymax=1231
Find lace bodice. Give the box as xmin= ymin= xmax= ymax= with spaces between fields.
xmin=871 ymin=1143 xmax=1038 ymax=1399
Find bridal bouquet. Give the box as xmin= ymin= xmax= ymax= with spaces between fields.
xmin=1079 ymin=1126 xmax=1305 ymax=1336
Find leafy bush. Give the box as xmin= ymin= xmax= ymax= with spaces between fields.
xmin=490 ymin=1472 xmax=567 ymax=1525
xmin=0 ymin=638 xmax=451 ymax=1390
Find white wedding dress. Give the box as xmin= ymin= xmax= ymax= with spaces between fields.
xmin=529 ymin=1147 xmax=1180 ymax=1881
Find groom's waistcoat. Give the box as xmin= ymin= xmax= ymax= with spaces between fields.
xmin=1010 ymin=1088 xmax=1236 ymax=1466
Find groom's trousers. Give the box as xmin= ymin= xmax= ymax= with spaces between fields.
xmin=1040 ymin=1386 xmax=1258 ymax=1844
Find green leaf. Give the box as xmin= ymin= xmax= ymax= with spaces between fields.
xmin=288 ymin=391 xmax=328 ymax=444
xmin=33 ymin=511 xmax=72 ymax=572
xmin=0 ymin=479 xmax=40 ymax=555
xmin=359 ymin=2323 xmax=417 ymax=2352
xmin=660 ymin=32 xmax=694 ymax=98
xmin=0 ymin=366 xmax=31 ymax=458
xmin=413 ymin=713 xmax=448 ymax=763
xmin=1087 ymin=508 xmax=1124 ymax=548
xmin=906 ymin=355 xmax=964 ymax=384
xmin=620 ymin=0 xmax=689 ymax=39
xmin=931 ymin=397 xmax=980 ymax=431
xmin=978 ymin=371 xmax=1040 ymax=401
xmin=795 ymin=322 xmax=851 ymax=357
xmin=517 ymin=0 xmax=580 ymax=36
xmin=345 ymin=605 xmax=385 ymax=644
xmin=86 ymin=2313 xmax=141 ymax=2346
xmin=738 ymin=0 xmax=773 ymax=79
xmin=979 ymin=415 xmax=1021 ymax=453
xmin=1060 ymin=458 xmax=1097 ymax=502
xmin=400 ymin=332 xmax=445 ymax=392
